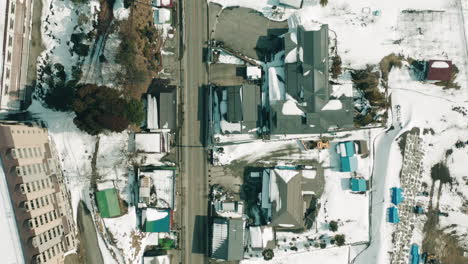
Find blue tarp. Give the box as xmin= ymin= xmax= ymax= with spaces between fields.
xmin=388 ymin=207 xmax=400 ymax=223
xmin=391 ymin=187 xmax=404 ymax=205
xmin=350 ymin=178 xmax=367 ymax=192
xmin=410 ymin=244 xmax=420 ymax=264
xmin=340 ymin=156 xmax=358 ymax=172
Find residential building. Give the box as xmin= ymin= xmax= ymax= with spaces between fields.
xmin=96 ymin=187 xmax=121 ymax=218
xmin=211 ymin=218 xmax=245 ymax=261
xmin=137 ymin=167 xmax=175 ymax=209
xmin=146 ymin=83 xmax=176 ymax=132
xmin=141 ymin=208 xmax=171 ymax=233
xmin=268 ymin=24 xmax=354 ymax=134
xmin=0 ymin=0 xmax=33 ymax=110
xmin=426 ymin=60 xmax=452 ymax=81
xmin=0 ymin=122 xmax=77 ymax=264
xmin=212 ymin=84 xmax=261 ymax=134
xmin=249 ymin=226 xmax=275 ymax=250
xmin=134 ymin=132 xmax=169 ymax=153
xmin=260 ymin=169 xmax=315 ymax=229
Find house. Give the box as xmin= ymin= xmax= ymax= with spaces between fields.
xmin=278 ymin=0 xmax=303 ymax=9
xmin=153 ymin=0 xmax=174 ymax=8
xmin=146 ymin=83 xmax=177 ymax=131
xmin=211 ymin=218 xmax=245 ymax=261
xmin=213 ymin=84 xmax=261 ymax=134
xmin=142 ymin=208 xmax=171 ymax=233
xmin=391 ymin=187 xmax=404 ymax=205
xmin=154 ymin=8 xmax=171 ymax=25
xmin=388 ymin=207 xmax=400 ymax=223
xmin=338 ymin=141 xmax=358 ymax=172
xmin=410 ymin=244 xmax=420 ymax=264
xmin=426 ymin=60 xmax=452 ymax=81
xmin=268 ymin=23 xmax=354 ymax=134
xmin=96 ymin=188 xmax=122 ymax=218
xmin=137 ymin=167 xmax=175 ymax=209
xmin=260 ymin=169 xmax=314 ymax=229
xmin=135 ymin=132 xmax=169 ymax=153
xmin=350 ymin=178 xmax=367 ymax=192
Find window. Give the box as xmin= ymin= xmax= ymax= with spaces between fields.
xmin=34 ymin=218 xmax=38 ymax=227
xmin=20 ymin=184 xmax=25 ymax=193
xmin=27 ymin=165 xmax=32 ymax=174
xmin=10 ymin=3 xmax=15 ymax=13
xmin=17 ymin=149 xmax=23 ymax=159
xmin=41 ymin=179 xmax=45 ymax=189
xmin=8 ymin=36 xmax=12 ymax=47
xmin=30 ymin=200 xmax=35 ymax=210
xmin=9 ymin=18 xmax=13 ymax=30
xmin=39 ymin=215 xmax=43 ymax=225
xmin=26 ymin=183 xmax=31 ymax=193
xmin=5 ymin=68 xmax=10 ymax=78
xmin=28 ymin=220 xmax=33 ymax=228
xmin=28 ymin=148 xmax=33 ymax=157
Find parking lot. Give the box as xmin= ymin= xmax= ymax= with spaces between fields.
xmin=209 ymin=4 xmax=288 ymax=60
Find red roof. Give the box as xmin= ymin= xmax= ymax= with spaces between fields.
xmin=427 ymin=60 xmax=452 ymax=81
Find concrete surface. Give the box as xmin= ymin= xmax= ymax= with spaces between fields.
xmin=181 ymin=0 xmax=210 ymax=263
xmin=211 ymin=5 xmax=288 ymax=60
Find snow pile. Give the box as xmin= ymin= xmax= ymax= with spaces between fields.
xmin=218 ymin=50 xmax=245 ymax=64
xmin=321 ymin=100 xmax=343 ymax=111
xmin=113 ymin=0 xmax=130 ymax=20
xmin=273 ymin=169 xmax=298 ymax=183
xmin=282 ymin=99 xmax=304 ymax=115
xmin=146 ymin=208 xmax=169 ymax=221
xmin=302 ymin=170 xmax=316 ymax=179
xmin=431 ymin=61 xmax=450 ymax=68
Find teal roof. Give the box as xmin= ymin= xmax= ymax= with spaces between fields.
xmin=96 ymin=189 xmax=121 ymax=218
xmin=391 ymin=187 xmax=404 ymax=205
xmin=410 ymin=244 xmax=420 ymax=264
xmin=340 ymin=156 xmax=358 ymax=172
xmin=143 ymin=209 xmax=171 ymax=232
xmin=388 ymin=207 xmax=399 ymax=223
xmin=350 ymin=178 xmax=367 ymax=192
xmin=342 ymin=141 xmax=356 ymax=157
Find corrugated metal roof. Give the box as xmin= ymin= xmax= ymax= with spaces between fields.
xmin=226 ymin=86 xmax=243 ymax=123
xmin=158 ymin=88 xmax=176 ymax=130
xmin=211 ymin=218 xmax=245 ymax=260
xmin=96 ymin=188 xmax=121 ymax=218
xmin=350 ymin=178 xmax=367 ymax=192
xmin=340 ymin=156 xmax=358 ymax=172
xmin=391 ymin=187 xmax=404 ymax=205
xmin=388 ymin=207 xmax=400 ymax=223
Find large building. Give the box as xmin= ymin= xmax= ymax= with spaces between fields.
xmin=0 ymin=122 xmax=77 ymax=263
xmin=0 ymin=0 xmax=33 ymax=110
xmin=268 ymin=24 xmax=354 ymax=134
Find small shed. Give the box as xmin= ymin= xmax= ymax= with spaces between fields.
xmin=350 ymin=178 xmax=367 ymax=192
xmin=410 ymin=244 xmax=420 ymax=264
xmin=278 ymin=0 xmax=303 ymax=9
xmin=96 ymin=188 xmax=121 ymax=218
xmin=142 ymin=208 xmax=171 ymax=233
xmin=340 ymin=156 xmax=358 ymax=172
xmin=391 ymin=187 xmax=404 ymax=205
xmin=426 ymin=60 xmax=452 ymax=81
xmin=388 ymin=207 xmax=400 ymax=223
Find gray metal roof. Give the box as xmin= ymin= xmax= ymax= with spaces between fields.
xmin=241 ymin=84 xmax=261 ymax=131
xmin=158 ymin=88 xmax=177 ymax=130
xmin=226 ymin=86 xmax=243 ymax=123
xmin=211 ymin=218 xmax=245 ymax=260
xmin=271 ymin=171 xmax=304 ymax=228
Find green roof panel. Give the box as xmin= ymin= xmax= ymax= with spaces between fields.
xmin=96 ymin=189 xmax=121 ymax=218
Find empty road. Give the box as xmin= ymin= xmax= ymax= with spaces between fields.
xmin=181 ymin=0 xmax=209 ymax=263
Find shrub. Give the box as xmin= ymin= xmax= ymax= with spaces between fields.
xmin=335 ymin=234 xmax=346 ymax=246
xmin=320 ymin=0 xmax=328 ymax=6
xmin=124 ymin=98 xmax=145 ymax=125
xmin=329 ymin=220 xmax=338 ymax=232
xmin=331 ymin=56 xmax=342 ymax=79
xmin=262 ymin=249 xmax=274 ymax=260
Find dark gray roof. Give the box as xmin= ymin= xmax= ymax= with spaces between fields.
xmin=269 ymin=97 xmax=354 ymax=134
xmin=226 ymin=86 xmax=243 ymax=122
xmin=241 ymin=84 xmax=261 ymax=131
xmin=211 ymin=218 xmax=245 ymax=261
xmin=285 ymin=25 xmax=330 ymax=113
xmin=271 ymin=171 xmax=304 ymax=228
xmin=158 ymin=88 xmax=177 ymax=130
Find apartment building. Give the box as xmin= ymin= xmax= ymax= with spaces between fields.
xmin=0 ymin=0 xmax=33 ymax=110
xmin=0 ymin=122 xmax=77 ymax=264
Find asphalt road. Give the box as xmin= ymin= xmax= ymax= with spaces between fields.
xmin=181 ymin=0 xmax=209 ymax=263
